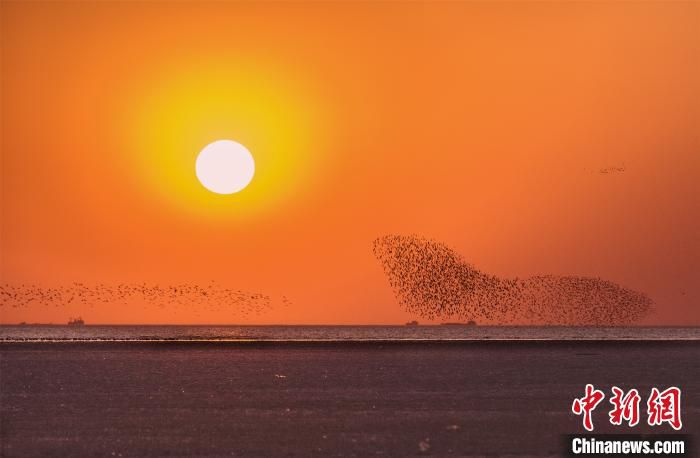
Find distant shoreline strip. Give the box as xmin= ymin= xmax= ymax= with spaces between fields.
xmin=1 ymin=338 xmax=698 ymax=343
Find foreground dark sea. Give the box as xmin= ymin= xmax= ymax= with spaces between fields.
xmin=1 ymin=324 xmax=699 ymax=341
xmin=1 ymin=327 xmax=698 ymax=456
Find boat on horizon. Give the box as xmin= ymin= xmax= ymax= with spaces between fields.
xmin=405 ymin=320 xmax=419 ymax=326
xmin=67 ymin=317 xmax=85 ymax=326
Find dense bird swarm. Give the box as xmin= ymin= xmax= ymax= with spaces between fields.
xmin=0 ymin=282 xmax=275 ymax=318
xmin=372 ymin=235 xmax=653 ymax=325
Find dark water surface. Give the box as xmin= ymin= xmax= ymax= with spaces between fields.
xmin=1 ymin=340 xmax=698 ymax=457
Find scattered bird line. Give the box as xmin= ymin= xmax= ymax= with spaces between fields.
xmin=0 ymin=282 xmax=281 ymax=318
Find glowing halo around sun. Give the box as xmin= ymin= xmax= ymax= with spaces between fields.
xmin=121 ymin=57 xmax=331 ymax=219
xmin=196 ymin=140 xmax=255 ymax=194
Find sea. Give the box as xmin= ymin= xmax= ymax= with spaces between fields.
xmin=0 ymin=325 xmax=698 ymax=342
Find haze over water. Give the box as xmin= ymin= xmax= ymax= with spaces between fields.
xmin=1 ymin=325 xmax=698 ymax=342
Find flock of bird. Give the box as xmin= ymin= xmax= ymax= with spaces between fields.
xmin=584 ymin=164 xmax=626 ymax=175
xmin=372 ymin=234 xmax=653 ymax=325
xmin=2 ymin=234 xmax=654 ymax=325
xmin=598 ymin=165 xmax=626 ymax=174
xmin=0 ymin=282 xmax=279 ymax=318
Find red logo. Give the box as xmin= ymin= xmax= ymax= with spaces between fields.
xmin=572 ymin=385 xmax=682 ymax=431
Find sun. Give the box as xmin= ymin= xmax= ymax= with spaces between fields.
xmin=196 ymin=140 xmax=255 ymax=194
xmin=121 ymin=57 xmax=333 ymax=219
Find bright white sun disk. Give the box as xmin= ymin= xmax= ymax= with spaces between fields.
xmin=196 ymin=140 xmax=255 ymax=194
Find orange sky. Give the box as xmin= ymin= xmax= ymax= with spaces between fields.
xmin=1 ymin=1 xmax=698 ymax=325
